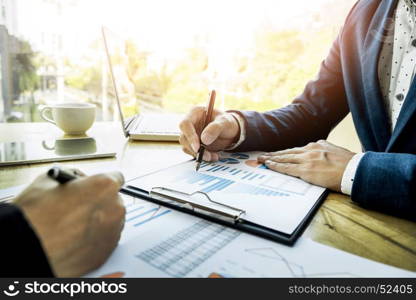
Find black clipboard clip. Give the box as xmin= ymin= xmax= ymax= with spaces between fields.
xmin=149 ymin=186 xmax=246 ymax=224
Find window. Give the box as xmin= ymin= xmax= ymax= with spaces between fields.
xmin=1 ymin=0 xmax=357 ymax=123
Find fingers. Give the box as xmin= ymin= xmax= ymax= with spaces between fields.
xmin=183 ymin=146 xmax=219 ymax=161
xmin=258 ymin=148 xmax=305 ymax=162
xmin=182 ymin=145 xmax=195 ymax=157
xmin=181 ymin=107 xmax=227 ymax=147
xmin=179 ymin=134 xmax=196 ymax=157
xmin=258 ymin=150 xmax=306 ymax=176
xmin=105 ymin=171 xmax=125 ymax=187
xmin=209 ymin=152 xmax=220 ymax=161
xmin=265 ymin=161 xmax=302 ymax=178
xmin=31 ymin=167 xmax=87 ymax=189
xmin=180 ymin=128 xmax=221 ymax=162
xmin=179 ymin=106 xmax=207 ymax=153
xmin=202 ymin=150 xmax=219 ymax=161
xmin=83 ymin=200 xmax=125 ymax=275
xmin=75 ymin=172 xmax=124 ymax=203
xmin=200 ymin=117 xmax=227 ymax=146
xmin=179 ymin=134 xmax=219 ymax=161
xmin=257 ymin=141 xmax=333 ymax=163
xmin=68 ymin=168 xmax=87 ymax=177
xmin=179 ymin=106 xmax=230 ymax=159
xmin=179 ymin=120 xmax=200 ymax=153
xmin=85 ymin=172 xmax=124 ymax=188
xmin=265 ymin=154 xmax=303 ymax=164
xmin=316 ymin=139 xmax=329 ymax=145
xmin=99 ymin=195 xmax=126 ymax=226
xmin=258 ymin=156 xmax=266 ymax=164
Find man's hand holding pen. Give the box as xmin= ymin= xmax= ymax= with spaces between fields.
xmin=179 ymin=100 xmax=241 ymax=164
xmin=13 ymin=169 xmax=125 ymax=277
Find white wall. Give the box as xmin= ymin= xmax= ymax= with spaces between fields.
xmin=0 ymin=0 xmax=17 ymax=36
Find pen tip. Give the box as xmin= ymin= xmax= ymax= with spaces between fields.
xmin=195 ymin=163 xmax=201 ymax=172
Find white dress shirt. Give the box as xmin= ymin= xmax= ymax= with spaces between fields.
xmin=230 ymin=0 xmax=416 ymax=195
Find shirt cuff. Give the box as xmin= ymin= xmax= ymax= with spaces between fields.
xmin=340 ymin=153 xmax=365 ymax=196
xmin=224 ymin=112 xmax=246 ymax=150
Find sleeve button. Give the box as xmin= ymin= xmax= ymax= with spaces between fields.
xmin=396 ymin=93 xmax=405 ymax=101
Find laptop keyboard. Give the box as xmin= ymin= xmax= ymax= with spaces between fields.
xmin=135 ymin=115 xmax=181 ymax=134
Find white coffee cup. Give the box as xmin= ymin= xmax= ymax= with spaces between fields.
xmin=40 ymin=103 xmax=96 ymax=135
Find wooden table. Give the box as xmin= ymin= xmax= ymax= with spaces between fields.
xmin=1 ymin=122 xmax=415 ymax=272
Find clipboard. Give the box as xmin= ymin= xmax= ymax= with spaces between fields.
xmin=120 ymin=166 xmax=328 ymax=246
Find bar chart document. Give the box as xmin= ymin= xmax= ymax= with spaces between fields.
xmin=128 ymin=152 xmax=326 ymax=235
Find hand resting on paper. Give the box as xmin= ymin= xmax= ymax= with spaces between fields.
xmin=258 ymin=140 xmax=356 ymax=192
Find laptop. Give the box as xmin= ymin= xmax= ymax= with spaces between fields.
xmin=102 ymin=27 xmax=181 ymax=141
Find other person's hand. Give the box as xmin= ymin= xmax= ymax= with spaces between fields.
xmin=258 ymin=140 xmax=356 ymax=192
xmin=179 ymin=106 xmax=240 ymax=161
xmin=13 ymin=169 xmax=125 ymax=277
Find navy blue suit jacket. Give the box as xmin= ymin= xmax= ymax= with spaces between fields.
xmin=0 ymin=204 xmax=53 ymax=277
xmin=233 ymin=0 xmax=416 ymax=220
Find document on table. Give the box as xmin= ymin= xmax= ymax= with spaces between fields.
xmin=128 ymin=152 xmax=326 ymax=235
xmin=0 ymin=184 xmax=25 ymax=203
xmin=86 ymin=195 xmax=415 ymax=278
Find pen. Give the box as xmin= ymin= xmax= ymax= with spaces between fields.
xmin=47 ymin=166 xmax=130 ymax=195
xmin=47 ymin=166 xmax=78 ymax=184
xmin=196 ymin=90 xmax=216 ymax=171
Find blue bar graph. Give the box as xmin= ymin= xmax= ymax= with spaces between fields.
xmin=242 ymin=172 xmax=253 ymax=179
xmin=127 ymin=208 xmax=159 ymax=223
xmin=201 ymin=179 xmax=234 ymax=193
xmin=134 ymin=210 xmax=171 ymax=227
xmin=126 ymin=206 xmax=144 ymax=215
xmin=177 ymin=172 xmax=235 ymax=194
xmin=206 ymin=165 xmax=219 ymax=172
xmin=226 ymin=183 xmax=289 ymax=197
xmin=248 ymin=174 xmax=259 ymax=180
xmin=199 ymin=176 xmax=217 ymax=186
xmin=215 ymin=166 xmax=227 ymax=172
xmin=192 ymin=162 xmax=269 ymax=183
xmin=173 ymin=161 xmax=286 ymax=198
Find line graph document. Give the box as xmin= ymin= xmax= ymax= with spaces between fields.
xmin=188 ymin=233 xmax=416 ymax=278
xmin=128 ymin=152 xmax=326 ymax=235
xmin=86 ymin=196 xmax=415 ymax=278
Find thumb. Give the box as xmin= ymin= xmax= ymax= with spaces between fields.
xmin=200 ymin=119 xmax=225 ymax=145
xmin=104 ymin=171 xmax=125 ymax=187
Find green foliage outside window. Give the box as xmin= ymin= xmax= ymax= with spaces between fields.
xmin=65 ymin=27 xmax=337 ymax=115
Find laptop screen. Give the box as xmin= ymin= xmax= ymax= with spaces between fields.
xmin=102 ymin=27 xmax=139 ymax=137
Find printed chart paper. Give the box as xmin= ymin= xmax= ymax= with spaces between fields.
xmin=129 ymin=152 xmax=326 ymax=234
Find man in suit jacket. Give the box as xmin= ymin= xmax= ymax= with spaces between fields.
xmin=179 ymin=0 xmax=416 ymax=220
xmin=0 ymin=170 xmax=125 ymax=277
